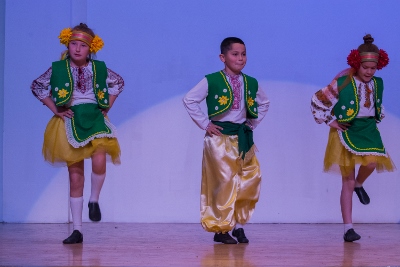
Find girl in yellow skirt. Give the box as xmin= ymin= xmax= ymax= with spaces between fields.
xmin=31 ymin=23 xmax=124 ymax=244
xmin=311 ymin=34 xmax=395 ymax=242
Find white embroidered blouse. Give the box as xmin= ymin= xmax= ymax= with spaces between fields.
xmin=31 ymin=61 xmax=124 ymax=107
xmin=311 ymin=74 xmax=385 ymax=125
xmin=183 ymin=76 xmax=270 ymax=130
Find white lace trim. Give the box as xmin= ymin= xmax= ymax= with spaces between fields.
xmin=65 ymin=117 xmax=118 ymax=148
xmin=337 ymin=129 xmax=388 ymax=157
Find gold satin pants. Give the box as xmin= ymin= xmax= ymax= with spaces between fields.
xmin=200 ymin=134 xmax=261 ymax=233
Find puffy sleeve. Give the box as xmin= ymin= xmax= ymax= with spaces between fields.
xmin=311 ymin=78 xmax=340 ymax=125
xmin=31 ymin=67 xmax=52 ymax=100
xmin=182 ymin=78 xmax=210 ymax=130
xmin=106 ymin=68 xmax=124 ymax=96
xmin=246 ymin=85 xmax=270 ymax=130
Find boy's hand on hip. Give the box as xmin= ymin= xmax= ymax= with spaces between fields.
xmin=206 ymin=122 xmax=223 ymax=136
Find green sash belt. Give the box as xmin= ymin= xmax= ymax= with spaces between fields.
xmin=212 ymin=121 xmax=254 ymax=159
xmin=65 ymin=103 xmax=117 ymax=148
xmin=338 ymin=117 xmax=387 ymax=156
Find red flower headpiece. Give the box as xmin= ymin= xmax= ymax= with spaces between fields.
xmin=377 ymin=49 xmax=389 ymax=70
xmin=347 ymin=50 xmax=361 ymax=70
xmin=347 ymin=49 xmax=389 ymax=70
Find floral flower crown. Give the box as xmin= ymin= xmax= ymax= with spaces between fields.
xmin=347 ymin=49 xmax=389 ymax=70
xmin=58 ymin=28 xmax=104 ymax=53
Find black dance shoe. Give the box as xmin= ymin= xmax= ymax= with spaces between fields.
xmin=232 ymin=228 xmax=249 ymax=243
xmin=63 ymin=230 xmax=83 ymax=244
xmin=88 ymin=202 xmax=101 ymax=221
xmin=214 ymin=232 xmax=238 ymax=244
xmin=343 ymin=228 xmax=361 ymax=242
xmin=354 ymin=186 xmax=370 ymax=205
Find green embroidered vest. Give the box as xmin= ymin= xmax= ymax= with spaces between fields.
xmin=205 ymin=71 xmax=258 ymax=118
xmin=50 ymin=59 xmax=109 ymax=108
xmin=334 ymin=76 xmax=383 ymax=123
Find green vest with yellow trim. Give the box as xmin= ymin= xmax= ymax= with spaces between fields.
xmin=205 ymin=71 xmax=258 ymax=118
xmin=50 ymin=59 xmax=109 ymax=108
xmin=334 ymin=75 xmax=383 ymax=123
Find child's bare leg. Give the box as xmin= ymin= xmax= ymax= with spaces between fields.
xmin=356 ymin=163 xmax=377 ymax=185
xmin=341 ymin=167 xmax=361 ymax=242
xmin=92 ymin=150 xmax=106 ymax=174
xmin=88 ymin=150 xmax=106 ymax=222
xmin=340 ymin=169 xmax=355 ymax=225
xmin=353 ymin=162 xmax=376 ymax=205
xmin=68 ymin=160 xmax=85 ymax=197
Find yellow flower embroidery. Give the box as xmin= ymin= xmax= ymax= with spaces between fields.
xmin=58 ymin=89 xmax=69 ymax=98
xmin=377 ymin=107 xmax=381 ymax=113
xmin=247 ymin=97 xmax=254 ymax=107
xmin=346 ymin=108 xmax=354 ymax=116
xmin=218 ymin=96 xmax=229 ymax=105
xmin=97 ymin=91 xmax=105 ymax=100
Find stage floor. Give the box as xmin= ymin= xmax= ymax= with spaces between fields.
xmin=0 ymin=223 xmax=399 ymax=266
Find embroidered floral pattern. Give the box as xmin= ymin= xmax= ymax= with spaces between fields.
xmin=247 ymin=97 xmax=255 ymax=107
xmin=218 ymin=96 xmax=229 ymax=105
xmin=72 ymin=66 xmax=91 ymax=94
xmin=224 ymin=72 xmax=241 ymax=110
xmin=97 ymin=91 xmax=105 ymax=100
xmin=58 ymin=89 xmax=69 ymax=98
xmin=31 ymin=67 xmax=52 ymax=100
xmin=364 ymin=83 xmax=373 ymax=108
xmin=357 ymin=81 xmax=374 ymax=109
xmin=31 ymin=65 xmax=125 ymax=103
xmin=315 ymin=89 xmax=333 ymax=107
xmin=346 ymin=108 xmax=354 ymax=116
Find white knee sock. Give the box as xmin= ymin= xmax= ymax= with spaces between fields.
xmin=89 ymin=172 xmax=106 ymax=203
xmin=344 ymin=223 xmax=353 ymax=233
xmin=70 ymin=196 xmax=83 ymax=232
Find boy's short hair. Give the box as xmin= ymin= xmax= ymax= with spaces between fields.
xmin=220 ymin=37 xmax=245 ymax=55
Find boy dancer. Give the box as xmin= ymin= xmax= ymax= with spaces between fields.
xmin=183 ymin=37 xmax=270 ymax=244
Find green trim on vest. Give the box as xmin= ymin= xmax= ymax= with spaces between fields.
xmin=205 ymin=71 xmax=258 ymax=118
xmin=334 ymin=76 xmax=383 ymax=123
xmin=50 ymin=59 xmax=109 ymax=108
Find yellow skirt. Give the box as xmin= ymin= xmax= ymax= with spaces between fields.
xmin=42 ymin=116 xmax=121 ymax=167
xmin=324 ymin=128 xmax=395 ymax=176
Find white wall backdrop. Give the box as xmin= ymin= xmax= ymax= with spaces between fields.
xmin=2 ymin=0 xmax=400 ymax=223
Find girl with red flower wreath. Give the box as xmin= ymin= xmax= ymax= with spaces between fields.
xmin=311 ymin=34 xmax=395 ymax=242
